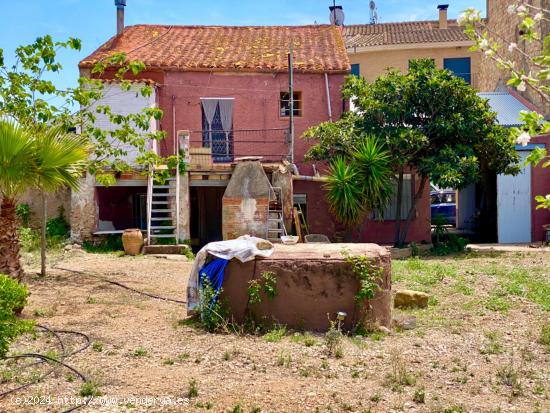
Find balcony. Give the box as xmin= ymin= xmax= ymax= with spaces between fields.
xmin=188 ymin=128 xmax=291 ymax=167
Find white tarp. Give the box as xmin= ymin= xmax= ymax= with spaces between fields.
xmin=187 ymin=235 xmax=274 ymax=312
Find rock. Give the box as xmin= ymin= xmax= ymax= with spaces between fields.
xmin=394 ymin=290 xmax=430 ymax=309
xmin=393 ymin=315 xmax=417 ymax=330
xmin=378 ymin=326 xmax=392 ymax=335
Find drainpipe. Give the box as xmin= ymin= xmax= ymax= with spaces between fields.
xmin=292 ymin=175 xmax=329 ymax=183
xmin=324 ymin=73 xmax=333 ymax=122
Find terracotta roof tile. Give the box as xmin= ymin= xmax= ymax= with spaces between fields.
xmin=344 ymin=20 xmax=471 ymax=49
xmin=80 ymin=25 xmax=350 ymax=74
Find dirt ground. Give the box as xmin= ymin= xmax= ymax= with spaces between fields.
xmin=1 ymin=249 xmax=549 ymax=413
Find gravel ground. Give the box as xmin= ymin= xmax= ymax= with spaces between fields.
xmin=1 ymin=249 xmax=549 ymax=413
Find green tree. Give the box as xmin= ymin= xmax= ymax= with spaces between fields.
xmin=0 ymin=35 xmax=172 ymax=276
xmin=305 ymin=60 xmax=519 ymax=246
xmin=460 ymin=2 xmax=550 ymax=210
xmin=0 ymin=121 xmax=88 ymax=279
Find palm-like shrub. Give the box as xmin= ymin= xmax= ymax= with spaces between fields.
xmin=324 ymin=136 xmax=394 ymax=227
xmin=0 ymin=121 xmax=88 ymax=279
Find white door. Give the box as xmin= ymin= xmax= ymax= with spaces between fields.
xmin=497 ymin=151 xmax=532 ymax=243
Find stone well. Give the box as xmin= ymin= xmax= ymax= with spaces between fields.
xmin=220 ymin=243 xmax=391 ymax=332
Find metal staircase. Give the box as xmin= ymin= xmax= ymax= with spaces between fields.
xmin=146 ymin=165 xmax=180 ymax=245
xmin=266 ymin=186 xmax=287 ymax=242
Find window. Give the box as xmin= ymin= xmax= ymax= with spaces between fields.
xmin=374 ymin=174 xmax=413 ymax=220
xmin=351 ymin=63 xmax=361 ymax=77
xmin=200 ymin=98 xmax=234 ymax=163
xmin=280 ymin=92 xmax=303 ymax=117
xmin=443 ymin=57 xmax=472 ymax=84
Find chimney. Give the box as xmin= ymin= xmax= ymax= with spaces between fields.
xmin=115 ymin=0 xmax=126 ymax=35
xmin=438 ymin=4 xmax=449 ymax=29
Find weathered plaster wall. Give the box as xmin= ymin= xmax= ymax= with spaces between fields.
xmin=222 ymin=243 xmax=392 ymax=331
xmin=70 ymin=174 xmax=98 ymax=242
xmin=15 ymin=188 xmax=71 ymax=228
xmin=222 ymin=161 xmax=272 ymax=240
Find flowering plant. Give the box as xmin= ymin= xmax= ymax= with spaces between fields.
xmin=459 ymin=2 xmax=550 ymax=209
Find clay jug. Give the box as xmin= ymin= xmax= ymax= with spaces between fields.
xmin=122 ymin=229 xmax=143 ymax=256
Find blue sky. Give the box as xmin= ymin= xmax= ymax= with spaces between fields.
xmin=1 ymin=0 xmax=486 ymax=90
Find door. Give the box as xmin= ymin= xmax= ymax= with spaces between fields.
xmin=443 ymin=57 xmax=471 ymax=84
xmin=497 ymin=151 xmax=532 ymax=243
xmin=190 ymin=186 xmax=225 ymax=249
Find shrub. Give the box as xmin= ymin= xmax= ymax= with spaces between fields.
xmin=0 ymin=275 xmax=34 ymax=357
xmin=18 ymin=227 xmax=41 ymax=252
xmin=431 ymin=215 xmax=468 ymax=256
xmin=15 ymin=203 xmax=31 ymax=227
xmin=46 ymin=207 xmax=70 ymax=238
xmin=82 ymin=235 xmax=123 ymax=253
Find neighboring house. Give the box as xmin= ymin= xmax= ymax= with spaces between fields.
xmin=344 ymin=5 xmax=481 ymax=87
xmin=458 ymin=90 xmax=550 ymax=243
xmin=479 ymin=0 xmax=550 ymax=117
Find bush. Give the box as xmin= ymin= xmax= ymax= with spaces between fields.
xmin=82 ymin=235 xmax=123 ymax=253
xmin=0 ymin=275 xmax=34 ymax=357
xmin=15 ymin=203 xmax=31 ymax=227
xmin=18 ymin=227 xmax=41 ymax=252
xmin=431 ymin=216 xmax=468 ymax=256
xmin=46 ymin=208 xmax=70 ymax=238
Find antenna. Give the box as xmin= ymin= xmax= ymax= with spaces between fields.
xmin=370 ymin=1 xmax=378 ymax=25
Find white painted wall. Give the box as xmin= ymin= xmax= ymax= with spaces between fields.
xmin=88 ymin=82 xmax=157 ymax=166
xmin=497 ymin=151 xmax=532 ymax=243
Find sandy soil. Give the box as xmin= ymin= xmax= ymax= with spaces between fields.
xmin=0 ymin=250 xmax=549 ymax=413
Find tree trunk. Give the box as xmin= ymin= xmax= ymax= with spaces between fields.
xmin=40 ymin=193 xmax=47 ymax=277
xmin=0 ymin=198 xmax=23 ymax=280
xmin=393 ymin=169 xmax=404 ymax=247
xmin=399 ymin=175 xmax=428 ymax=247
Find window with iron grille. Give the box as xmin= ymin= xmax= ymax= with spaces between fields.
xmin=280 ymin=92 xmax=303 ymax=117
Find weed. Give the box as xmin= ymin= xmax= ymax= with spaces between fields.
xmin=413 ymin=387 xmax=425 ymax=404
xmin=195 ymin=401 xmax=214 ymax=410
xmin=334 ymin=347 xmax=344 ymax=359
xmin=198 ymin=274 xmax=229 ymax=333
xmin=79 ymin=381 xmax=102 ymax=397
xmin=250 ymin=407 xmax=261 ymax=413
xmin=483 ymin=293 xmax=511 ymax=313
xmin=247 ymin=271 xmax=278 ymax=305
xmin=384 ymin=350 xmax=415 ymax=391
xmin=369 ymin=393 xmax=381 ymax=403
xmin=351 ymin=370 xmax=360 ymax=379
xmin=325 ymin=319 xmax=343 ymax=357
xmin=186 ymin=379 xmax=199 ymax=398
xmin=480 ymin=331 xmax=503 ymax=355
xmin=132 ymin=347 xmax=148 ymax=357
xmin=276 ymin=351 xmax=291 ymax=367
xmin=230 ymin=405 xmax=244 ymax=413
xmin=303 ymin=333 xmax=317 ymax=347
xmin=264 ymin=325 xmax=286 ymax=343
xmin=163 ymin=358 xmax=175 ymax=365
xmin=342 ymin=250 xmax=382 ymax=300
xmin=33 ymin=308 xmax=45 ymax=317
xmin=92 ymin=342 xmax=103 ymax=352
xmin=539 ymin=323 xmax=550 ymax=351
xmin=66 ymin=374 xmax=75 ymax=383
xmin=496 ymin=362 xmax=522 ymax=397
xmin=177 ymin=352 xmax=190 ymax=361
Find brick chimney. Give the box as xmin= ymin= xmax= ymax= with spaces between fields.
xmin=438 ymin=4 xmax=449 ymax=29
xmin=115 ymin=0 xmax=126 ymax=35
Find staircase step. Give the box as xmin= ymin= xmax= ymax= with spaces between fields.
xmin=151 ymin=209 xmax=175 ymax=213
xmin=152 ymin=193 xmax=176 ymax=197
xmin=151 ymin=217 xmax=174 ymax=221
xmin=152 ymin=201 xmax=170 ymax=205
xmin=153 ymin=185 xmax=175 ymax=189
xmin=149 ymin=234 xmax=177 ymax=239
xmin=150 ymin=226 xmax=176 ymax=230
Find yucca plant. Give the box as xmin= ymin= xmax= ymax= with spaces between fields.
xmin=324 ymin=136 xmax=394 ymax=228
xmin=0 ymin=120 xmax=88 ymax=280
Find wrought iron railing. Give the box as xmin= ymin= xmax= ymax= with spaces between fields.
xmin=188 ymin=128 xmax=291 ymax=163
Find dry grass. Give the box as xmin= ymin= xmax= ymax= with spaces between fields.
xmin=0 ymin=250 xmax=548 ymax=412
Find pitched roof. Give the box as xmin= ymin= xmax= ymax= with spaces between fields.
xmin=80 ymin=24 xmax=350 ymax=74
xmin=478 ymin=92 xmax=531 ymax=128
xmin=344 ymin=20 xmax=471 ymax=49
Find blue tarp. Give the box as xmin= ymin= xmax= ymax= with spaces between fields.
xmin=199 ymin=258 xmax=229 ymax=308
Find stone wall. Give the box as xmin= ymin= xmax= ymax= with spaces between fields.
xmin=14 ymin=187 xmax=71 ymax=228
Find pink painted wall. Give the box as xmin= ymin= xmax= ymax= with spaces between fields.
xmin=531 ymin=134 xmax=550 ymax=242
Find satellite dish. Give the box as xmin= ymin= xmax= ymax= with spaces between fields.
xmin=329 ymin=6 xmax=345 ymax=26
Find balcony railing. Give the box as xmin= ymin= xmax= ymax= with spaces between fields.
xmin=188 ymin=128 xmax=291 ymax=164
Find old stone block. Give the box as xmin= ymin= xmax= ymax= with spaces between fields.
xmin=394 ymin=290 xmax=430 ymax=309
